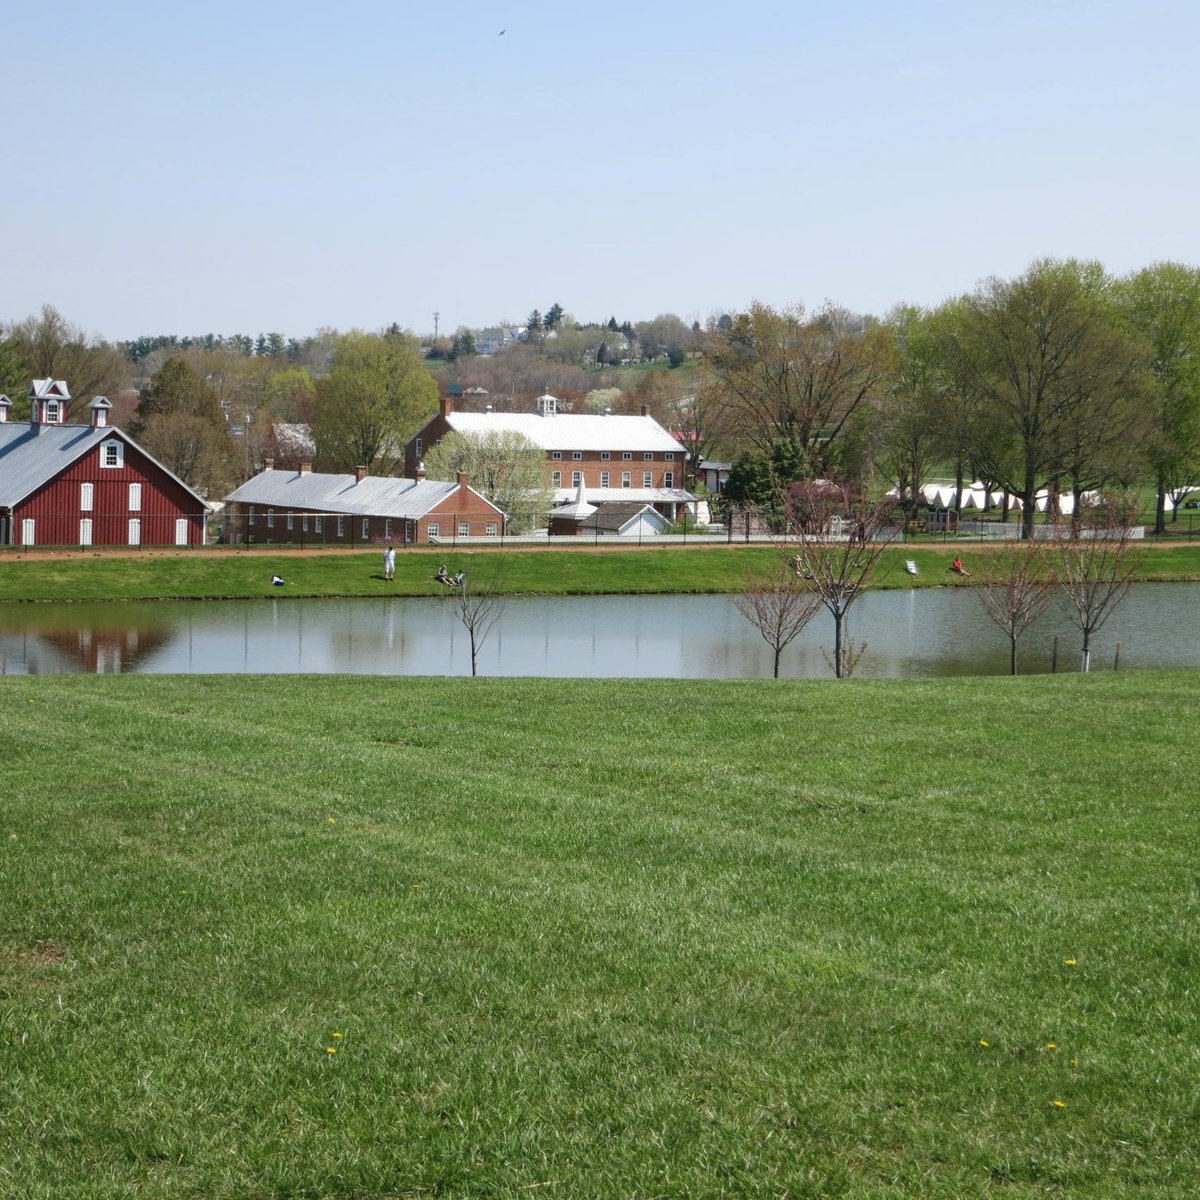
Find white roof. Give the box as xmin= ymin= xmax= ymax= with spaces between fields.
xmin=554 ymin=479 xmax=597 ymax=520
xmin=552 ymin=486 xmax=696 ymax=505
xmin=446 ymin=410 xmax=686 ymax=454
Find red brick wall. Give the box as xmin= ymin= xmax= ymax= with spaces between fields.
xmin=226 ymin=484 xmax=504 ymax=546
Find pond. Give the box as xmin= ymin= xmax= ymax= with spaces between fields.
xmin=0 ymin=585 xmax=1193 ymax=678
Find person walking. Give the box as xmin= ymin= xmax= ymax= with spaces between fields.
xmin=383 ymin=545 xmax=395 ymax=581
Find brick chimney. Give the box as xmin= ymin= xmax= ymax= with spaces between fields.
xmin=299 ymin=461 xmax=311 ymax=475
xmin=440 ymin=394 xmax=453 ymax=418
xmin=355 ymin=465 xmax=368 ymax=483
xmin=457 ymin=472 xmax=470 ymax=489
xmin=263 ymin=457 xmax=275 ymax=471
xmin=640 ymin=404 xmax=649 ymax=417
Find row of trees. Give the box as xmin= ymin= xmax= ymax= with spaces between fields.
xmin=4 ymin=257 xmax=1197 ymax=523
xmin=711 ymin=260 xmax=1200 ymax=537
xmin=736 ymin=484 xmax=1142 ymax=679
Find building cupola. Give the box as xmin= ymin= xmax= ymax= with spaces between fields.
xmin=89 ymin=395 xmax=112 ymax=429
xmin=536 ymin=392 xmax=558 ymax=417
xmin=28 ymin=379 xmax=71 ymax=429
xmin=0 ymin=394 xmax=10 ymax=423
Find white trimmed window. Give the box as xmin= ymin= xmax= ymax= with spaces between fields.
xmin=622 ymin=451 xmax=632 ymax=460
xmin=600 ymin=471 xmax=610 ymax=487
xmin=21 ymin=518 xmax=34 ymax=546
xmin=622 ymin=471 xmax=632 ymax=488
xmin=665 ymin=452 xmax=675 ymax=461
xmin=485 ymin=522 xmax=498 ymax=537
xmin=572 ymin=471 xmax=582 ymax=487
xmin=267 ymin=511 xmax=275 ymax=529
xmin=248 ymin=507 xmax=256 ymax=526
xmin=287 ymin=512 xmax=294 ymax=531
xmin=79 ymin=518 xmax=93 ymax=546
xmin=572 ymin=451 xmax=582 ymax=461
xmin=302 ymin=514 xmax=309 ymax=532
xmin=428 ymin=522 xmax=439 ymax=539
xmin=552 ymin=471 xmax=561 ymax=486
xmin=315 ymin=516 xmax=323 ymax=534
xmin=551 ymin=451 xmax=562 ymax=460
xmin=384 ymin=519 xmax=392 ymax=538
xmin=45 ymin=400 xmax=62 ymax=423
xmin=101 ymin=440 xmax=124 ymax=469
xmin=643 ymin=472 xmax=653 ymax=487
xmin=128 ymin=483 xmax=142 ymax=511
xmin=336 ymin=515 xmax=345 ymax=537
xmin=601 ymin=451 xmax=611 ymax=460
xmin=128 ymin=518 xmax=141 ymax=546
xmin=644 ymin=452 xmax=654 ymax=461
xmin=415 ymin=437 xmax=423 ymax=457
xmin=361 ymin=519 xmax=369 ymax=539
xmin=458 ymin=522 xmax=469 ymax=536
xmin=664 ymin=471 xmax=674 ymax=488
xmin=80 ymin=483 xmax=94 ymax=511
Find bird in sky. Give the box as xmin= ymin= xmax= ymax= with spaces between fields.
xmin=499 ymin=28 xmax=506 ymax=36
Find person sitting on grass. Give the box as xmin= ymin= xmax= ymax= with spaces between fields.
xmin=435 ymin=564 xmax=450 ymax=586
xmin=951 ymin=556 xmax=970 ymax=577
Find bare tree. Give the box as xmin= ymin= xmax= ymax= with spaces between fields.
xmin=702 ymin=301 xmax=892 ymax=474
xmin=6 ymin=304 xmax=129 ymax=415
xmin=1052 ymin=492 xmax=1145 ymax=672
xmin=973 ymin=543 xmax=1057 ymax=675
xmin=732 ymin=561 xmax=823 ymax=678
xmin=782 ymin=482 xmax=898 ymax=678
xmin=444 ymin=558 xmax=506 ymax=677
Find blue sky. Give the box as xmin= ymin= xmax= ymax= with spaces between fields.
xmin=7 ymin=0 xmax=1199 ymax=342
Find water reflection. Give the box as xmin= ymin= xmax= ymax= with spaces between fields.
xmin=0 ymin=586 xmax=1194 ymax=678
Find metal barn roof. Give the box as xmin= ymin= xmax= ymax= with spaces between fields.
xmin=225 ymin=469 xmax=500 ymax=519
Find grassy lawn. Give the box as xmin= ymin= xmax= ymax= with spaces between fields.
xmin=2 ymin=541 xmax=1200 ymax=603
xmin=2 ymin=672 xmax=1197 ymax=1198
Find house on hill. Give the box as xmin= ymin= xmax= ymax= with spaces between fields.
xmin=223 ymin=461 xmax=505 ymax=546
xmin=404 ymin=392 xmax=697 ymax=522
xmin=0 ymin=380 xmax=209 ymax=547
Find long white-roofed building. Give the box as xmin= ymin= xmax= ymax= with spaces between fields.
xmin=404 ymin=392 xmax=697 ymax=522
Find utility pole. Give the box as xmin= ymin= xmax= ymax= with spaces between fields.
xmin=433 ymin=311 xmax=440 ymax=342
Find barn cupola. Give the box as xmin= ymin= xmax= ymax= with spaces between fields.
xmin=28 ymin=379 xmax=71 ymax=431
xmin=89 ymin=396 xmax=112 ymax=429
xmin=535 ymin=392 xmax=558 ymax=417
xmin=0 ymin=395 xmax=10 ymax=423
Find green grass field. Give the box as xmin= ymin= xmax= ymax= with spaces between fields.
xmin=2 ymin=672 xmax=1196 ymax=1198
xmin=2 ymin=541 xmax=1200 ymax=604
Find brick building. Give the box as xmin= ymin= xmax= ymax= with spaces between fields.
xmin=223 ymin=461 xmax=505 ymax=546
xmin=404 ymin=392 xmax=697 ymax=522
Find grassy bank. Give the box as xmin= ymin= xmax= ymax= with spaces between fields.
xmin=2 ymin=672 xmax=1196 ymax=1198
xmin=2 ymin=541 xmax=1200 ymax=603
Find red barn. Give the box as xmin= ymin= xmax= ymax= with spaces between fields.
xmin=0 ymin=381 xmax=209 ymax=547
